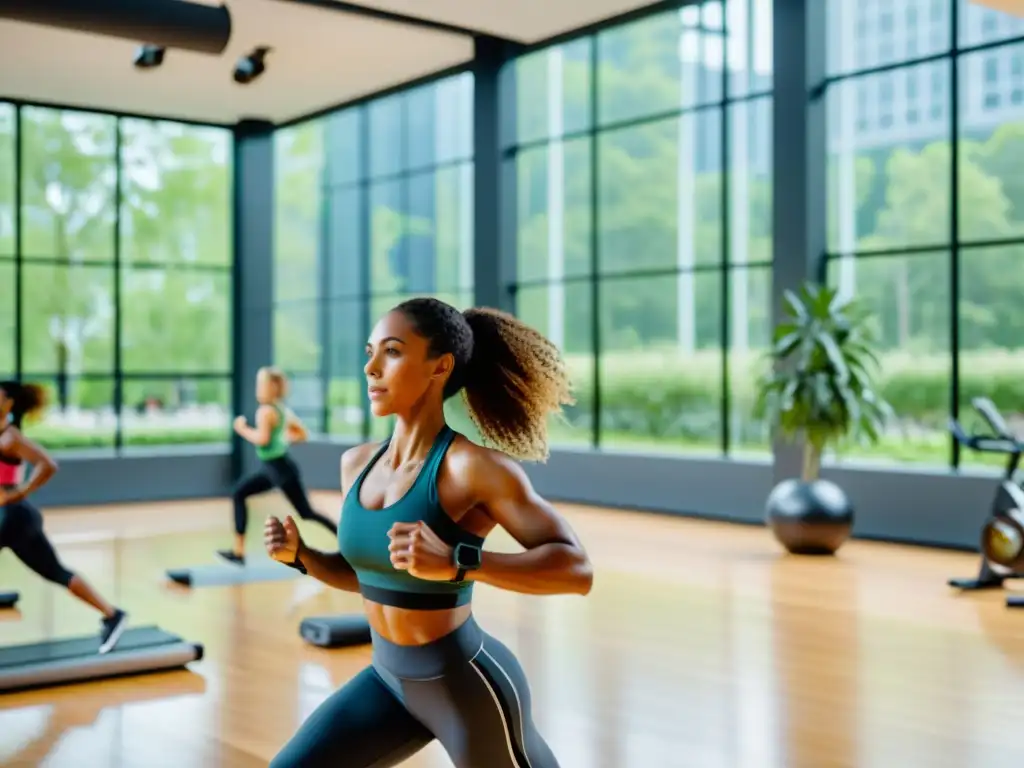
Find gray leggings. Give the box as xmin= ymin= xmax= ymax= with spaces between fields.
xmin=270 ymin=615 xmax=560 ymax=768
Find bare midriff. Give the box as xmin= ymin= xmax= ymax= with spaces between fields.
xmin=363 ymin=601 xmax=473 ymax=646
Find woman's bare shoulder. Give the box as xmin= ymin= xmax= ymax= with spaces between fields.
xmin=340 ymin=441 xmax=384 ymax=485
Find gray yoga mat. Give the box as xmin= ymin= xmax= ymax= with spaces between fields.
xmin=166 ymin=558 xmax=302 ymax=588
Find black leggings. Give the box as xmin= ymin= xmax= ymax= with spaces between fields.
xmin=0 ymin=501 xmax=74 ymax=587
xmin=270 ymin=615 xmax=560 ymax=768
xmin=232 ymin=454 xmax=337 ymax=537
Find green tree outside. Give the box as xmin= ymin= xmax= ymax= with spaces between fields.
xmin=268 ymin=23 xmax=1024 ymax=472
xmin=4 ymin=10 xmax=1019 ymax=469
xmin=0 ymin=106 xmax=232 ymax=450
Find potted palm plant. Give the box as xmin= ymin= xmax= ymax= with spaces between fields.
xmin=754 ymin=281 xmax=893 ymax=555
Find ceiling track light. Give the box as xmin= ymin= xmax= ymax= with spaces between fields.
xmin=133 ymin=44 xmax=166 ymax=70
xmin=233 ymin=46 xmax=271 ymax=85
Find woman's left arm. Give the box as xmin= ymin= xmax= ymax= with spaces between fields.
xmin=284 ymin=408 xmax=309 ymax=443
xmin=468 ymin=452 xmax=593 ymax=596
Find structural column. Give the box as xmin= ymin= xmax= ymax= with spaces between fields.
xmin=231 ymin=119 xmax=275 ymax=480
xmin=473 ymin=35 xmax=520 ymax=313
xmin=771 ymin=0 xmax=827 ymax=483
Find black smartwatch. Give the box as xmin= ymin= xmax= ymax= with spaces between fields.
xmin=451 ymin=543 xmax=482 ymax=582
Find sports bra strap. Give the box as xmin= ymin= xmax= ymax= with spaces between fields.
xmin=423 ymin=426 xmax=456 ymax=507
xmin=350 ymin=426 xmax=456 ymax=504
xmin=352 ymin=437 xmax=391 ymax=494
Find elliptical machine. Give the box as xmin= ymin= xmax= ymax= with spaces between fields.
xmin=949 ymin=396 xmax=1024 ymax=608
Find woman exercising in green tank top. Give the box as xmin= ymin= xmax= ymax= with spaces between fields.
xmin=221 ymin=366 xmax=336 ymax=565
xmin=264 ymin=298 xmax=593 ymax=768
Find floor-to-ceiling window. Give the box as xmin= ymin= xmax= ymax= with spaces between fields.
xmin=273 ymin=117 xmax=325 ymax=436
xmin=0 ymin=104 xmax=232 ymax=454
xmin=824 ymin=0 xmax=1024 ymax=470
xmin=0 ymin=105 xmax=15 ymax=377
xmin=503 ymin=0 xmax=774 ymax=456
xmin=272 ymin=72 xmax=475 ymax=442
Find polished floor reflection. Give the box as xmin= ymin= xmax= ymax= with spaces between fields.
xmin=2 ymin=494 xmax=1024 ymax=767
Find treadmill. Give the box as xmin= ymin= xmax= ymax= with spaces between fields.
xmin=0 ymin=625 xmax=204 ymax=693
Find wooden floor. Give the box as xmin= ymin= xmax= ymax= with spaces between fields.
xmin=2 ymin=495 xmax=1024 ymax=768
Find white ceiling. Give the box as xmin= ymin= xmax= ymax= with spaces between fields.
xmin=0 ymin=0 xmax=473 ymax=125
xmin=336 ymin=0 xmax=668 ymax=43
xmin=0 ymin=0 xmax=663 ymax=126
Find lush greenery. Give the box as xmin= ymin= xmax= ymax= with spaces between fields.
xmin=1 ymin=7 xmax=1008 ymax=463
xmin=508 ymin=14 xmax=1024 ymax=469
xmin=306 ymin=348 xmax=1019 ymax=471
xmin=32 ymin=345 xmax=1021 ymax=467
xmin=0 ymin=105 xmax=233 ymax=451
xmin=754 ymin=283 xmax=892 ymax=480
xmin=23 ymin=425 xmax=226 ymax=450
xmin=270 ymin=11 xmax=1024 ymax=470
xmin=272 ymin=83 xmax=475 ymax=391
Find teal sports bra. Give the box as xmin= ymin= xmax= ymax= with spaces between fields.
xmin=338 ymin=425 xmax=485 ymax=610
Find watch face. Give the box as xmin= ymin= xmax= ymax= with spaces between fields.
xmin=456 ymin=543 xmax=482 ymax=569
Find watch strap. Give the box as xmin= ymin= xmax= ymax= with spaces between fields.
xmin=451 ymin=542 xmax=482 ymax=583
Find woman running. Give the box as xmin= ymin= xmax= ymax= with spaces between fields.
xmin=0 ymin=381 xmax=128 ymax=654
xmin=222 ymin=366 xmax=337 ymax=565
xmin=265 ymin=298 xmax=593 ymax=768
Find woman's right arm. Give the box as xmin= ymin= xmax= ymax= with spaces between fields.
xmin=265 ymin=515 xmax=359 ymax=591
xmin=293 ymin=540 xmax=359 ymax=592
xmin=274 ymin=443 xmax=377 ymax=593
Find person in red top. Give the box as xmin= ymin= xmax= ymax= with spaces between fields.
xmin=0 ymin=381 xmax=129 ymax=653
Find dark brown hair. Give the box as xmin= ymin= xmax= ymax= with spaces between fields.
xmin=0 ymin=381 xmax=49 ymax=428
xmin=394 ymin=298 xmax=574 ymax=462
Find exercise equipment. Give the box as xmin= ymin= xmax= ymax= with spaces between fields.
xmin=0 ymin=625 xmax=203 ymax=693
xmin=949 ymin=397 xmax=1024 ymax=607
xmin=765 ymin=477 xmax=854 ymax=555
xmin=299 ymin=614 xmax=372 ymax=648
xmin=0 ymin=591 xmax=18 ymax=609
xmin=166 ymin=558 xmax=303 ymax=588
